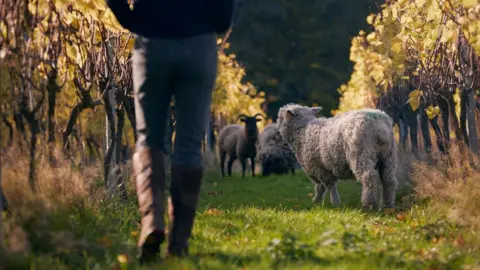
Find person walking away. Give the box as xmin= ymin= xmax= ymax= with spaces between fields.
xmin=106 ymin=0 xmax=237 ymax=263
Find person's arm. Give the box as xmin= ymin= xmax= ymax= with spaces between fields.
xmin=212 ymin=0 xmax=237 ymax=35
xmin=106 ymin=0 xmax=135 ymax=31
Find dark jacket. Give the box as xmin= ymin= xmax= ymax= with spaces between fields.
xmin=106 ymin=0 xmax=236 ymax=38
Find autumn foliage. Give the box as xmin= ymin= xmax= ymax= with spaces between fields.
xmin=338 ymin=0 xmax=480 ymax=158
xmin=0 ymin=0 xmax=265 ymax=194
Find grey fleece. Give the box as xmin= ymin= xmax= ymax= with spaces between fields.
xmin=277 ymin=104 xmax=398 ymax=209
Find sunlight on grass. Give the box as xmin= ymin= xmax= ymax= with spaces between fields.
xmin=2 ymin=170 xmax=479 ymax=269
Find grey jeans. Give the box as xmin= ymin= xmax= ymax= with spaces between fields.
xmin=132 ymin=33 xmax=218 ymax=168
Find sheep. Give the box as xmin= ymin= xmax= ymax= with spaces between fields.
xmin=276 ymin=103 xmax=398 ymax=210
xmin=256 ymin=123 xmax=297 ymax=176
xmin=217 ymin=113 xmax=264 ymax=178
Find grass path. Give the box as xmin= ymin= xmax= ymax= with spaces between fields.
xmin=4 ymin=171 xmax=480 ymax=269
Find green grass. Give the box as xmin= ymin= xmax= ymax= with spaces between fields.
xmin=3 ymin=170 xmax=480 ymax=270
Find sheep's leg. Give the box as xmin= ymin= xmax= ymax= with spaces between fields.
xmin=329 ymin=182 xmax=341 ymax=206
xmin=250 ymin=157 xmax=256 ymax=177
xmin=351 ymin=159 xmax=380 ymax=211
xmin=220 ymin=151 xmax=227 ymax=178
xmin=291 ymin=167 xmax=295 ymax=175
xmin=379 ymin=155 xmax=398 ymax=209
xmin=240 ymin=158 xmax=247 ymax=178
xmin=227 ymin=156 xmax=236 ymax=177
xmin=312 ymin=183 xmax=327 ymax=204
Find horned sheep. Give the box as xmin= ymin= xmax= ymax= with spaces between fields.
xmin=217 ymin=114 xmax=264 ymax=177
xmin=276 ymin=103 xmax=398 ymax=210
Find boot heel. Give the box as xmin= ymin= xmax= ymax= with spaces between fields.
xmin=138 ymin=229 xmax=165 ymax=263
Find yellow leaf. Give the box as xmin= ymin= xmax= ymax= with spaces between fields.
xmin=416 ymin=0 xmax=427 ymax=8
xmin=407 ymin=90 xmax=422 ymax=111
xmin=66 ymin=43 xmax=77 ymax=61
xmin=391 ymin=38 xmax=403 ymax=54
xmin=117 ymin=254 xmax=128 ymax=264
xmin=426 ymin=105 xmax=441 ymax=119
xmin=126 ymin=38 xmax=135 ymax=51
xmin=463 ymin=0 xmax=478 ymax=7
xmin=426 ymin=1 xmax=441 ymax=21
xmin=401 ymin=76 xmax=410 ymax=80
xmin=130 ymin=231 xmax=138 ymax=238
xmin=366 ymin=14 xmax=375 ymax=25
xmin=205 ymin=208 xmax=222 ymax=216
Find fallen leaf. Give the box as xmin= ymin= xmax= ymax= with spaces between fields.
xmin=383 ymin=208 xmax=396 ymax=215
xmin=308 ymin=193 xmax=313 ymax=197
xmin=453 ymin=235 xmax=465 ymax=247
xmin=130 ymin=231 xmax=138 ymax=238
xmin=97 ymin=235 xmax=112 ymax=247
xmin=117 ymin=254 xmax=128 ymax=264
xmin=205 ymin=208 xmax=222 ymax=216
xmin=396 ymin=213 xmax=406 ymax=221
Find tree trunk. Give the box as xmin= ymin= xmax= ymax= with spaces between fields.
xmin=447 ymin=95 xmax=463 ymax=143
xmin=0 ymin=135 xmax=8 ymax=212
xmin=460 ymin=91 xmax=469 ymax=146
xmin=466 ymin=89 xmax=479 ymax=155
xmin=438 ymin=98 xmax=450 ymax=145
xmin=13 ymin=111 xmax=26 ymax=142
xmin=47 ymin=72 xmax=58 ymax=143
xmin=110 ymin=107 xmax=126 ymax=199
xmin=1 ymin=113 xmax=13 ymax=148
xmin=103 ymin=87 xmax=117 ymax=190
xmin=62 ymin=99 xmax=101 ymax=151
xmin=406 ymin=109 xmax=419 ymax=154
xmin=419 ymin=102 xmax=432 ymax=155
xmin=28 ymin=121 xmax=38 ymax=192
xmin=124 ymin=95 xmax=137 ymax=142
xmin=398 ymin=112 xmax=409 ymax=148
xmin=430 ymin=116 xmax=446 ymax=154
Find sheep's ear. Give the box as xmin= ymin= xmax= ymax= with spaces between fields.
xmin=239 ymin=118 xmax=246 ymax=122
xmin=256 ymin=118 xmax=262 ymax=122
xmin=286 ymin=110 xmax=295 ymax=120
xmin=311 ymin=107 xmax=322 ymax=114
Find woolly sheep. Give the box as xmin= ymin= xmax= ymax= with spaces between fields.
xmin=256 ymin=123 xmax=297 ymax=176
xmin=276 ymin=104 xmax=398 ymax=210
xmin=217 ymin=114 xmax=264 ymax=177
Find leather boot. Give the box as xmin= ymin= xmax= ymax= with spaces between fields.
xmin=167 ymin=163 xmax=203 ymax=257
xmin=133 ymin=147 xmax=166 ymax=263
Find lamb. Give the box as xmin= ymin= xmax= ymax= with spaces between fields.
xmin=217 ymin=113 xmax=264 ymax=178
xmin=276 ymin=103 xmax=398 ymax=210
xmin=256 ymin=123 xmax=297 ymax=176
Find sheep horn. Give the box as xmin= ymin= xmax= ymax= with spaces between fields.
xmin=253 ymin=113 xmax=265 ymax=119
xmin=236 ymin=114 xmax=248 ymax=122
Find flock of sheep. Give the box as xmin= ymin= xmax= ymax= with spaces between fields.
xmin=217 ymin=103 xmax=398 ymax=210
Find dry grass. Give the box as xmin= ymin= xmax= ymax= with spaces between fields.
xmin=2 ymin=141 xmax=480 ymax=268
xmin=412 ymin=144 xmax=480 ymax=229
xmin=1 ymin=145 xmax=103 ymax=261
